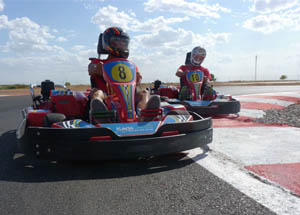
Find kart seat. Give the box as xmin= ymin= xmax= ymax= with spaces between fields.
xmin=185 ymin=52 xmax=192 ymax=65
xmin=159 ymin=87 xmax=178 ymax=99
xmin=97 ymin=33 xmax=109 ymax=56
xmin=51 ymin=91 xmax=87 ymax=117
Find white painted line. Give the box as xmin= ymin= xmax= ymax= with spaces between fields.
xmin=238 ymin=108 xmax=266 ymax=118
xmin=235 ymin=97 xmax=294 ymax=107
xmin=188 ymin=149 xmax=300 ymax=215
xmin=210 ymin=127 xmax=300 ymax=166
xmin=237 ymin=91 xmax=300 ymax=98
xmin=277 ymin=92 xmax=300 ymax=98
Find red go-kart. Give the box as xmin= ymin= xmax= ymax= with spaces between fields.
xmin=153 ymin=52 xmax=240 ymax=117
xmin=16 ymin=35 xmax=213 ymax=161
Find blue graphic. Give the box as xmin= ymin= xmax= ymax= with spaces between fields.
xmin=59 ymin=120 xmax=96 ymax=128
xmin=51 ymin=90 xmax=73 ymax=96
xmin=184 ymin=100 xmax=211 ymax=106
xmin=100 ymin=121 xmax=161 ymax=136
xmin=29 ymin=109 xmax=50 ymax=113
xmin=161 ymin=115 xmax=190 ymax=125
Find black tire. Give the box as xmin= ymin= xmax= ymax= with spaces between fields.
xmin=43 ymin=113 xmax=66 ymax=127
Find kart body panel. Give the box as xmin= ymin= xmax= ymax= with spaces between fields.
xmin=103 ymin=59 xmax=137 ymax=122
xmin=165 ymin=97 xmax=241 ymax=116
xmin=19 ymin=116 xmax=212 ymax=160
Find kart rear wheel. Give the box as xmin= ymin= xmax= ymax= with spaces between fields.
xmin=43 ymin=113 xmax=66 ymax=127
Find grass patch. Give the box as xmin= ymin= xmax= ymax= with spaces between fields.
xmin=0 ymin=84 xmax=28 ymax=90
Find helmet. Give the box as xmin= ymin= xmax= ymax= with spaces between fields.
xmin=102 ymin=27 xmax=130 ymax=58
xmin=154 ymin=79 xmax=162 ymax=90
xmin=191 ymin=46 xmax=206 ymax=66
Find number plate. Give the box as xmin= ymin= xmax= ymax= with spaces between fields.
xmin=186 ymin=71 xmax=203 ymax=83
xmin=104 ymin=60 xmax=136 ymax=83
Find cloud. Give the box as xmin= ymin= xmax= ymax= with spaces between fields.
xmin=0 ymin=15 xmax=68 ymax=54
xmin=91 ymin=5 xmax=137 ymax=31
xmin=0 ymin=54 xmax=90 ymax=84
xmin=0 ymin=15 xmax=96 ymax=84
xmin=0 ymin=14 xmax=94 ymax=85
xmin=243 ymin=13 xmax=294 ymax=33
xmin=0 ymin=46 xmax=96 ymax=84
xmin=144 ymin=0 xmax=231 ymax=19
xmin=249 ymin=0 xmax=299 ymax=13
xmin=57 ymin=36 xmax=67 ymax=42
xmin=91 ymin=5 xmax=190 ymax=33
xmin=71 ymin=45 xmax=87 ymax=51
xmin=133 ymin=28 xmax=230 ymax=51
xmin=131 ymin=16 xmax=190 ymax=32
xmin=243 ymin=4 xmax=300 ymax=33
xmin=78 ymin=0 xmax=105 ymax=10
xmin=0 ymin=0 xmax=4 ymax=12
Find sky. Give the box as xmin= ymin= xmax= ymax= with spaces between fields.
xmin=0 ymin=0 xmax=300 ymax=85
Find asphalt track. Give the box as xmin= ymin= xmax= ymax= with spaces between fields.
xmin=1 ymin=85 xmax=300 ymax=215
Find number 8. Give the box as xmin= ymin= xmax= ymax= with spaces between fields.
xmin=118 ymin=66 xmax=126 ymax=80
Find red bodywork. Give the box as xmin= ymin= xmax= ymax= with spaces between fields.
xmin=159 ymin=86 xmax=179 ymax=99
xmin=102 ymin=58 xmax=138 ymax=123
xmin=50 ymin=91 xmax=87 ymax=117
xmin=27 ymin=91 xmax=88 ymax=127
xmin=27 ymin=111 xmax=49 ymax=127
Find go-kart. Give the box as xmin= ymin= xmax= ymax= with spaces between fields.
xmin=16 ymin=35 xmax=213 ymax=161
xmin=152 ymin=52 xmax=240 ymax=117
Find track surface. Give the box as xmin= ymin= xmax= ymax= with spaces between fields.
xmin=1 ymin=85 xmax=300 ymax=215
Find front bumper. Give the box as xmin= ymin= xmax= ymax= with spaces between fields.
xmin=21 ymin=117 xmax=213 ymax=160
xmin=186 ymin=99 xmax=241 ymax=116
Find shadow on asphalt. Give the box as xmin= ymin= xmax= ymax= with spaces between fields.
xmin=0 ymin=130 xmax=207 ymax=183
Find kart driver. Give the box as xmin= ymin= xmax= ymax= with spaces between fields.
xmin=88 ymin=27 xmax=160 ymax=122
xmin=175 ymin=46 xmax=215 ymax=100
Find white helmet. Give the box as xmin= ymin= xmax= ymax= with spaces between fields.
xmin=191 ymin=46 xmax=206 ymax=66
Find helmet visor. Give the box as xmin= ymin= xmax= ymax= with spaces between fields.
xmin=110 ymin=36 xmax=129 ymax=51
xmin=192 ymin=53 xmax=205 ymax=65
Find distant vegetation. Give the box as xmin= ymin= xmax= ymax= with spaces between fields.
xmin=280 ymin=75 xmax=287 ymax=80
xmin=0 ymin=84 xmax=28 ymax=90
xmin=211 ymin=73 xmax=217 ymax=81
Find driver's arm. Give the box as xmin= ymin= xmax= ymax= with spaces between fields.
xmin=176 ymin=68 xmax=184 ymax=78
xmin=136 ymin=69 xmax=142 ymax=86
xmin=88 ymin=61 xmax=104 ymax=77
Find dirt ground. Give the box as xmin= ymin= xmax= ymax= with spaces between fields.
xmin=1 ymin=81 xmax=300 ymax=96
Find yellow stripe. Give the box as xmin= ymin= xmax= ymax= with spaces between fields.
xmin=120 ymin=85 xmax=133 ymax=118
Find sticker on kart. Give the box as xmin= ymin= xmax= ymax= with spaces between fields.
xmin=184 ymin=100 xmax=211 ymax=106
xmin=186 ymin=70 xmax=203 ymax=83
xmin=100 ymin=121 xmax=161 ymax=136
xmin=103 ymin=60 xmax=136 ymax=83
